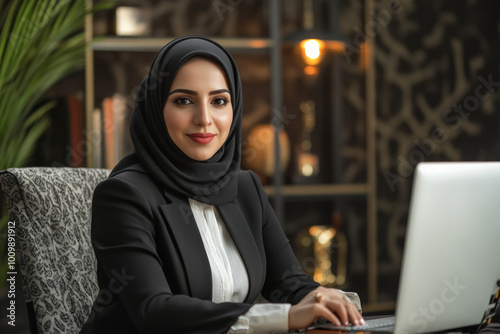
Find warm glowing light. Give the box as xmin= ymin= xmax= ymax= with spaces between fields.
xmin=303 ymin=66 xmax=318 ymax=76
xmin=301 ymin=163 xmax=314 ymax=177
xmin=326 ymin=274 xmax=336 ymax=284
xmin=314 ymin=269 xmax=324 ymax=283
xmin=298 ymin=152 xmax=319 ymax=177
xmin=318 ymin=228 xmax=335 ymax=245
xmin=304 ymin=39 xmax=321 ymax=59
xmin=299 ymin=39 xmax=346 ymax=71
xmin=304 ymin=224 xmax=347 ymax=288
xmin=320 ymin=260 xmax=332 ymax=269
xmin=309 ymin=226 xmax=320 ymax=236
xmin=300 ymin=39 xmax=325 ymax=66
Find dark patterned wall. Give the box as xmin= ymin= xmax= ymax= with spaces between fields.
xmin=369 ymin=0 xmax=500 ymax=300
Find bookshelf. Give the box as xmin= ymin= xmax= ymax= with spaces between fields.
xmin=91 ymin=37 xmax=273 ymax=52
xmin=84 ymin=0 xmax=382 ymax=310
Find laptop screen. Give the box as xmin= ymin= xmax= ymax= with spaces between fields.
xmin=395 ymin=162 xmax=500 ymax=333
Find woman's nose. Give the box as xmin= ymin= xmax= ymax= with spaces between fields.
xmin=193 ymin=102 xmax=212 ymax=126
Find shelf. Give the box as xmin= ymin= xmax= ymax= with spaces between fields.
xmin=91 ymin=36 xmax=273 ymax=52
xmin=85 ymin=0 xmax=380 ymax=306
xmin=263 ymin=183 xmax=368 ymax=198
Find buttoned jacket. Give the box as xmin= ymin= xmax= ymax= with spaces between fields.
xmin=80 ymin=155 xmax=318 ymax=334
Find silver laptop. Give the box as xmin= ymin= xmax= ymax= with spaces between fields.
xmin=315 ymin=161 xmax=500 ymax=333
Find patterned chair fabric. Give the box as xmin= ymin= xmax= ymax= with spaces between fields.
xmin=0 ymin=167 xmax=110 ymax=334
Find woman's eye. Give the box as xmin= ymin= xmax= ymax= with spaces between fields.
xmin=174 ymin=97 xmax=192 ymax=105
xmin=212 ymin=97 xmax=228 ymax=107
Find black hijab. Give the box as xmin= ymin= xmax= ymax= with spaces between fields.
xmin=129 ymin=36 xmax=242 ymax=205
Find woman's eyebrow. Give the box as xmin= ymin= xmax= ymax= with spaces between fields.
xmin=209 ymin=89 xmax=230 ymax=95
xmin=168 ymin=88 xmax=229 ymax=96
xmin=168 ymin=88 xmax=196 ymax=96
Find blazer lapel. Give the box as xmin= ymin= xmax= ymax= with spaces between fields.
xmin=218 ymin=202 xmax=263 ymax=303
xmin=159 ymin=200 xmax=212 ymax=301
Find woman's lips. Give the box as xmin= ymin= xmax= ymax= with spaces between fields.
xmin=187 ymin=133 xmax=215 ymax=144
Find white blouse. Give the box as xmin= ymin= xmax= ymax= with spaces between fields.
xmin=189 ymin=198 xmax=290 ymax=334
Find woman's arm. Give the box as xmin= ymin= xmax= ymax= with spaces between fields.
xmin=245 ymin=171 xmax=364 ymax=330
xmin=243 ymin=170 xmax=319 ymax=304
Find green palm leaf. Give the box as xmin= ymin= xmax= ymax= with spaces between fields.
xmin=0 ymin=0 xmax=115 ymax=285
xmin=0 ymin=0 xmax=114 ymax=170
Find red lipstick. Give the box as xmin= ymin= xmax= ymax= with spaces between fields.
xmin=187 ymin=133 xmax=215 ymax=144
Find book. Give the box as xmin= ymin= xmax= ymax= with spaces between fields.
xmin=92 ymin=108 xmax=103 ymax=168
xmin=112 ymin=93 xmax=127 ymax=165
xmin=102 ymin=96 xmax=115 ymax=169
xmin=101 ymin=93 xmax=131 ymax=169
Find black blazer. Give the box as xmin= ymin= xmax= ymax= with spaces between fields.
xmin=80 ymin=156 xmax=319 ymax=334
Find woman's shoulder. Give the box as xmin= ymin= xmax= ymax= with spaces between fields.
xmin=237 ymin=169 xmax=261 ymax=189
xmin=96 ymin=154 xmax=165 ymax=205
xmin=109 ymin=155 xmax=152 ymax=184
xmin=97 ymin=155 xmax=148 ymax=187
xmin=237 ymin=169 xmax=267 ymax=203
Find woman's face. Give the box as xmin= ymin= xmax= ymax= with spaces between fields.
xmin=163 ymin=58 xmax=233 ymax=161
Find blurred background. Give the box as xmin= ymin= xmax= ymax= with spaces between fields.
xmin=2 ymin=0 xmax=500 ymax=331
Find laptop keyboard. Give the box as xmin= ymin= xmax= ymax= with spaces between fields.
xmin=314 ymin=315 xmax=396 ymax=332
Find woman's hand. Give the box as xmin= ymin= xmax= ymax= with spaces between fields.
xmin=288 ymin=287 xmax=365 ymax=330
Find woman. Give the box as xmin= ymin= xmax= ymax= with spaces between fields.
xmin=80 ymin=36 xmax=364 ymax=334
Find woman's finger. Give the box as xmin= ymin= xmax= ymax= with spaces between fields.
xmin=324 ymin=299 xmax=349 ymax=326
xmin=345 ymin=302 xmax=365 ymax=326
xmin=312 ymin=303 xmax=342 ymax=326
xmin=322 ymin=289 xmax=364 ymax=325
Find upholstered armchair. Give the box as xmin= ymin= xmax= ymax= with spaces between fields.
xmin=0 ymin=167 xmax=109 ymax=334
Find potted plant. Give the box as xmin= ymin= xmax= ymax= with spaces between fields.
xmin=0 ymin=0 xmax=113 ymax=284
